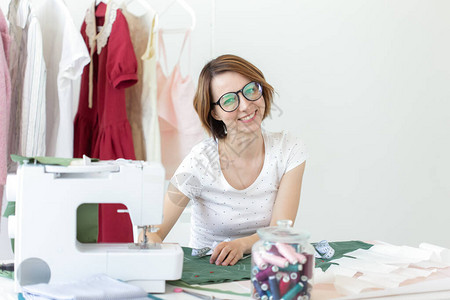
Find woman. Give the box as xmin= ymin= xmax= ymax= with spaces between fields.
xmin=142 ymin=54 xmax=307 ymax=266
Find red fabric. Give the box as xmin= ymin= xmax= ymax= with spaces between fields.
xmin=74 ymin=3 xmax=137 ymax=243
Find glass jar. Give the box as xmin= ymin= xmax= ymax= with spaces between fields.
xmin=251 ymin=220 xmax=314 ymax=300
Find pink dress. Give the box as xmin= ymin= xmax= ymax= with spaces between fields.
xmin=0 ymin=8 xmax=11 ymax=209
xmin=157 ymin=29 xmax=204 ymax=179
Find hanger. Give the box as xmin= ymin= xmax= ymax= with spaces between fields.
xmin=96 ymin=0 xmax=110 ymax=5
xmin=159 ymin=0 xmax=196 ymax=33
xmin=125 ymin=0 xmax=156 ymax=17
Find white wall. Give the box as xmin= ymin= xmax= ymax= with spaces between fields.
xmin=1 ymin=0 xmax=449 ymax=255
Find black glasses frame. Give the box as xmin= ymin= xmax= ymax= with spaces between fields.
xmin=212 ymin=81 xmax=263 ymax=112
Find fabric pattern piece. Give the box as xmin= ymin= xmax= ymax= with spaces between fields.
xmin=171 ymin=130 xmax=307 ymax=249
xmin=74 ymin=2 xmax=138 ymax=243
xmin=174 ymin=242 xmax=373 ymax=286
xmin=172 ymin=247 xmax=252 ymax=285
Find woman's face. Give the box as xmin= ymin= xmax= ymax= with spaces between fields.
xmin=210 ymin=71 xmax=265 ymax=136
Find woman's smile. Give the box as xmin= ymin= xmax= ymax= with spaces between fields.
xmin=239 ymin=110 xmax=257 ymax=122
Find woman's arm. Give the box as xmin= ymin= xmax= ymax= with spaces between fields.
xmin=210 ymin=161 xmax=306 ymax=266
xmin=139 ymin=183 xmax=190 ymax=243
xmin=269 ymin=161 xmax=306 ymax=226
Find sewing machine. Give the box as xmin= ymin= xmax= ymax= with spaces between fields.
xmin=7 ymin=159 xmax=183 ymax=293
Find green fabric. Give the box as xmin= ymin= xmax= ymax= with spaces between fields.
xmin=0 ymin=270 xmax=13 ymax=280
xmin=77 ymin=204 xmax=99 ymax=243
xmin=313 ymin=240 xmax=373 ymax=271
xmin=169 ymin=280 xmax=252 ymax=297
xmin=147 ymin=294 xmax=164 ymax=300
xmin=11 ymin=154 xmax=76 ymax=166
xmin=169 ymin=247 xmax=252 ymax=286
xmin=10 ymin=154 xmax=99 ymax=166
xmin=175 ymin=241 xmax=373 ymax=286
xmin=2 ymin=201 xmax=15 ymax=217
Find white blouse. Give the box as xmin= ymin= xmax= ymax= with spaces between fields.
xmin=33 ymin=0 xmax=90 ymax=157
xmin=171 ymin=130 xmax=307 ymax=249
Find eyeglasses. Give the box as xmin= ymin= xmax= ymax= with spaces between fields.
xmin=212 ymin=81 xmax=263 ymax=112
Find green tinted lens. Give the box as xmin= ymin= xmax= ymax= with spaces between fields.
xmin=243 ymin=82 xmax=262 ymax=100
xmin=220 ymin=93 xmax=238 ymax=111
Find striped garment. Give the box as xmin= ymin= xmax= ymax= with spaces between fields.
xmin=7 ymin=0 xmax=46 ymax=174
xmin=21 ymin=14 xmax=46 ymax=158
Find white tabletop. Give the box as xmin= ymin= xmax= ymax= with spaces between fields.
xmin=2 ymin=271 xmax=450 ymax=300
xmin=0 ymin=277 xmax=251 ymax=300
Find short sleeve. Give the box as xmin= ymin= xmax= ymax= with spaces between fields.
xmin=61 ymin=17 xmax=90 ymax=80
xmin=284 ymin=132 xmax=308 ymax=173
xmin=170 ymin=150 xmax=203 ymax=200
xmin=106 ymin=10 xmax=138 ymax=89
xmin=61 ymin=24 xmax=90 ymax=79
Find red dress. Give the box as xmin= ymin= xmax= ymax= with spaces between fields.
xmin=74 ymin=2 xmax=137 ymax=243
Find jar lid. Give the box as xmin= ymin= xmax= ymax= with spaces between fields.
xmin=257 ymin=220 xmax=310 ymax=243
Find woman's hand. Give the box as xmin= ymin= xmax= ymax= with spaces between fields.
xmin=138 ymin=230 xmax=162 ymax=244
xmin=210 ymin=239 xmax=245 ymax=266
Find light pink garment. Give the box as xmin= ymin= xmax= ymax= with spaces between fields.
xmin=157 ymin=29 xmax=204 ymax=178
xmin=0 ymin=8 xmax=11 ymax=208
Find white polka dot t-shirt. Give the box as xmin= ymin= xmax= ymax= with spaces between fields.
xmin=170 ymin=130 xmax=307 ymax=249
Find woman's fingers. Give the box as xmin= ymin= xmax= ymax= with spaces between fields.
xmin=210 ymin=242 xmax=225 ymax=264
xmin=210 ymin=241 xmax=244 ymax=265
xmin=229 ymin=255 xmax=241 ymax=266
xmin=215 ymin=245 xmax=232 ymax=265
xmin=221 ymin=249 xmax=242 ymax=266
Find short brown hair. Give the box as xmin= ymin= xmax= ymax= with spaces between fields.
xmin=193 ymin=54 xmax=274 ymax=140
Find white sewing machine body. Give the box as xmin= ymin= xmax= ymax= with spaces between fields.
xmin=7 ymin=160 xmax=183 ymax=293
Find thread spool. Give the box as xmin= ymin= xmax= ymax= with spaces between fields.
xmin=252 ymin=278 xmax=267 ymax=300
xmin=253 ymin=251 xmax=269 ymax=270
xmin=255 ymin=265 xmax=279 ymax=282
xmin=280 ymin=264 xmax=302 ymax=272
xmin=279 ymin=275 xmax=291 ymax=297
xmin=276 ymin=243 xmax=299 ymax=264
xmin=290 ymin=272 xmax=300 ymax=284
xmin=295 ymin=252 xmax=307 ymax=264
xmin=268 ymin=275 xmax=280 ymax=300
xmin=265 ymin=243 xmax=282 ymax=256
xmin=280 ymin=282 xmax=304 ymax=300
xmin=260 ymin=251 xmax=289 ymax=268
